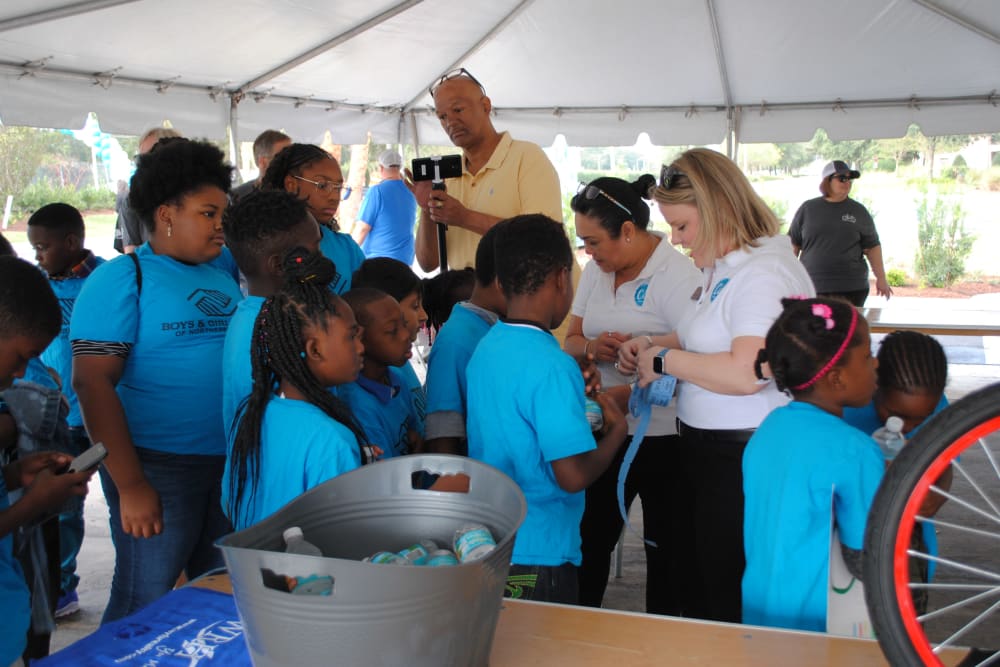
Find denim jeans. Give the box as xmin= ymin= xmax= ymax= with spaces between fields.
xmin=57 ymin=428 xmax=90 ymax=594
xmin=99 ymin=447 xmax=231 ymax=624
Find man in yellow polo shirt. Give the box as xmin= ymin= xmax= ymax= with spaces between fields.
xmin=412 ymin=69 xmax=563 ymax=272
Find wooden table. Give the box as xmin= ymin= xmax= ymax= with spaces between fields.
xmin=193 ymin=574 xmax=962 ymax=666
xmin=863 ymin=307 xmax=1000 ymax=337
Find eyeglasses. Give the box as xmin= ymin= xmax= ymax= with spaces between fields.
xmin=833 ymin=174 xmax=854 ymax=183
xmin=292 ymin=174 xmax=343 ymax=195
xmin=577 ymin=182 xmax=631 ymax=217
xmin=659 ymin=165 xmax=686 ymax=190
xmin=430 ymin=67 xmax=486 ymax=97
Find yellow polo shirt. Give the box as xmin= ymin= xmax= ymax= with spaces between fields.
xmin=445 ymin=131 xmax=562 ymax=269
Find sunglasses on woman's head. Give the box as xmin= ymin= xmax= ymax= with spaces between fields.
xmin=577 ymin=182 xmax=631 ymax=217
xmin=659 ymin=164 xmax=685 ymax=190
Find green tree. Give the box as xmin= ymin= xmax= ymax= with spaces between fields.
xmin=913 ymin=185 xmax=974 ymax=287
xmin=775 ymin=142 xmax=810 ymax=174
xmin=0 ymin=126 xmax=49 ymax=196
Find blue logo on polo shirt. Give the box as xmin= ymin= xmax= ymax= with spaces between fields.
xmin=710 ymin=278 xmax=730 ymax=302
xmin=634 ymin=284 xmax=648 ymax=306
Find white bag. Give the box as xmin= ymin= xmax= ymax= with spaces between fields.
xmin=826 ymin=505 xmax=876 ymax=638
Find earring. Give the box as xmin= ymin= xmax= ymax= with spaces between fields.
xmin=167 ymin=223 xmax=172 ymax=238
xmin=625 ymin=236 xmax=631 ymax=244
xmin=300 ymin=351 xmax=306 ymax=359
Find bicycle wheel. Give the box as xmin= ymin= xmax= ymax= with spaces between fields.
xmin=865 ymin=381 xmax=1000 ymax=666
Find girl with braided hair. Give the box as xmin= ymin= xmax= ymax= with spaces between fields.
xmin=223 ymin=248 xmax=372 ymax=530
xmin=741 ymin=297 xmax=884 ymax=632
xmin=260 ymin=143 xmax=364 ymax=294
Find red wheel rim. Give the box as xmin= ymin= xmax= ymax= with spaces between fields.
xmin=892 ymin=416 xmax=1000 ymax=666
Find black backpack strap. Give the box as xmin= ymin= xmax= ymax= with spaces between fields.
xmin=128 ymin=252 xmax=142 ymax=296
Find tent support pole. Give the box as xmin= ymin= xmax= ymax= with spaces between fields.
xmin=228 ymin=95 xmax=241 ymax=171
xmin=409 ymin=112 xmax=421 ymax=158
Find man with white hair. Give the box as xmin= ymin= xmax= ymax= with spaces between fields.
xmin=116 ymin=127 xmax=181 ymax=253
xmin=351 ymin=148 xmax=418 ymax=264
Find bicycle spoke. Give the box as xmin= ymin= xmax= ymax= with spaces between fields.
xmin=952 ymin=459 xmax=1000 ymax=519
xmin=909 ymin=583 xmax=999 ymax=591
xmin=972 ymin=649 xmax=1000 ymax=667
xmin=917 ymin=515 xmax=1000 ymax=542
xmin=907 ymin=549 xmax=1000 ymax=583
xmin=978 ymin=437 xmax=1000 ymax=484
xmin=927 ymin=484 xmax=1000 ymax=529
xmin=932 ymin=597 xmax=1000 ymax=654
xmin=917 ymin=585 xmax=1000 ymax=622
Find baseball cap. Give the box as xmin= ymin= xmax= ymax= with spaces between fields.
xmin=377 ymin=149 xmax=403 ymax=168
xmin=821 ymin=160 xmax=861 ymax=180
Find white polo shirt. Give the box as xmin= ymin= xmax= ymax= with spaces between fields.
xmin=673 ymin=234 xmax=816 ymax=430
xmin=571 ymin=232 xmax=702 ymax=435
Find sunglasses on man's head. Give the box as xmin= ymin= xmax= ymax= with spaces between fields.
xmin=577 ymin=182 xmax=631 ymax=217
xmin=659 ymin=164 xmax=686 ymax=190
xmin=430 ymin=67 xmax=486 ymax=97
xmin=833 ymin=174 xmax=855 ymax=183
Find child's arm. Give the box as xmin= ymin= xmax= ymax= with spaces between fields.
xmin=73 ymin=355 xmax=162 ymax=539
xmin=0 ymin=453 xmax=93 ymax=540
xmin=550 ymin=392 xmax=628 ymax=493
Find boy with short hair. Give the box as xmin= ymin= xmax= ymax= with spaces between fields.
xmin=466 ymin=214 xmax=627 ymax=604
xmin=0 ymin=255 xmax=95 ymax=666
xmin=26 ymin=203 xmax=105 ymax=617
xmin=221 ymin=190 xmax=322 ymax=437
xmin=339 ymin=287 xmax=422 ymax=458
xmin=424 ymin=223 xmax=507 ymax=454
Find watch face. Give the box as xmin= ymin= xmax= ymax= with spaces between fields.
xmin=653 ymin=356 xmax=664 ymax=375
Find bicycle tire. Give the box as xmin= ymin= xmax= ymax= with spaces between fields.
xmin=864 ymin=381 xmax=1000 ymax=666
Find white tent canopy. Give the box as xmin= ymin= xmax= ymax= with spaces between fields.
xmin=1 ymin=0 xmax=999 ymax=150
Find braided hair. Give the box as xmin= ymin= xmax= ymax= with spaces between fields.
xmin=259 ymin=143 xmax=342 ymax=231
xmin=422 ymin=268 xmax=475 ymax=332
xmin=876 ymin=330 xmax=947 ymax=397
xmin=755 ymin=297 xmax=865 ymax=396
xmin=227 ymin=247 xmax=370 ymax=527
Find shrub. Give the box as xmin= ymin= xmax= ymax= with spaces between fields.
xmin=913 ymin=186 xmax=975 ymax=287
xmin=886 ymin=268 xmax=908 ymax=287
xmin=876 ymin=157 xmax=897 ymax=172
xmin=978 ymin=167 xmax=1000 ymax=192
xmin=12 ymin=181 xmax=114 ymax=217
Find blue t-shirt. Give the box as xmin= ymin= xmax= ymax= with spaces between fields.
xmin=18 ymin=357 xmax=58 ymax=390
xmin=320 ymin=226 xmax=365 ymax=295
xmin=209 ymin=246 xmax=241 ymax=283
xmin=70 ymin=244 xmax=242 ymax=455
xmin=466 ymin=321 xmax=596 ymax=567
xmin=221 ymin=295 xmax=265 ymax=441
xmin=426 ymin=302 xmax=493 ymax=420
xmin=842 ymin=395 xmax=949 ymax=441
xmin=221 ymin=397 xmax=362 ymax=529
xmin=742 ymin=401 xmax=884 ymax=632
xmin=398 ymin=360 xmax=426 ymax=436
xmin=0 ymin=472 xmax=30 ymax=665
xmin=41 ymin=258 xmax=105 ymax=426
xmin=338 ymin=368 xmax=416 ymax=458
xmin=356 ymin=179 xmax=417 ymax=264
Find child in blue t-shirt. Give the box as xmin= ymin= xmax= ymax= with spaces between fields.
xmin=224 ymin=249 xmax=373 ymax=530
xmin=842 ymin=329 xmax=951 ymax=610
xmin=743 ymin=297 xmax=885 ymax=632
xmin=424 ymin=224 xmax=507 ymax=454
xmin=351 ymin=258 xmax=429 ymax=434
xmin=339 ymin=288 xmax=421 ymax=458
xmin=25 ymin=202 xmax=105 ymax=617
xmin=221 ymin=190 xmax=323 ymax=438
xmin=0 ymin=256 xmax=95 ymax=665
xmin=466 ymin=215 xmax=627 ymax=604
xmin=260 ymin=143 xmax=364 ymax=294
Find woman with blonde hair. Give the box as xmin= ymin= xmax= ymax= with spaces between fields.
xmin=618 ymin=148 xmax=814 ymax=623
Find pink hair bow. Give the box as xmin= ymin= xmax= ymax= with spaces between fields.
xmin=812 ymin=303 xmax=835 ymax=330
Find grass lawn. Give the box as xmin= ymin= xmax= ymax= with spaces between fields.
xmin=3 ymin=211 xmax=119 ymax=260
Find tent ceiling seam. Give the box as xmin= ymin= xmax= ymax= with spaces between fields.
xmin=911 ymin=0 xmax=1000 ymax=46
xmin=0 ymin=0 xmax=139 ymax=33
xmin=236 ymin=0 xmax=424 ymax=95
xmin=705 ymin=0 xmax=733 ymax=112
xmin=401 ymin=0 xmax=537 ymax=112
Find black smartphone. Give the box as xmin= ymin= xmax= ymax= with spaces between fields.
xmin=411 ymin=155 xmax=463 ymax=182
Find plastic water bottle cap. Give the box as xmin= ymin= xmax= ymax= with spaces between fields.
xmin=886 ymin=416 xmax=904 ymax=433
xmin=283 ymin=526 xmax=304 ymax=542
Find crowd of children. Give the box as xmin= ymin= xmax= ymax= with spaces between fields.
xmin=0 ymin=139 xmax=966 ymax=665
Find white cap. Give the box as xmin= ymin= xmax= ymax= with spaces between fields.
xmin=377 ymin=149 xmax=403 ymax=168
xmin=283 ymin=526 xmax=304 ymax=542
xmin=886 ymin=416 xmax=904 ymax=433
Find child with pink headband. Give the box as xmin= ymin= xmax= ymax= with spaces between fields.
xmin=741 ymin=297 xmax=885 ymax=632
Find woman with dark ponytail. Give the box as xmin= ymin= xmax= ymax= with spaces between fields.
xmin=563 ymin=175 xmax=702 ymax=614
xmin=261 ymin=143 xmax=365 ymax=294
xmin=223 ymin=248 xmax=372 ymax=530
xmin=742 ymin=297 xmax=883 ymax=632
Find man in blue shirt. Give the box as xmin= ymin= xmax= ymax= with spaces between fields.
xmin=351 ymin=150 xmax=417 ymax=264
xmin=466 ymin=215 xmax=626 ymax=603
xmin=26 ymin=203 xmax=105 ymax=618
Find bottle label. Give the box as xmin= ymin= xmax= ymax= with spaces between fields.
xmin=455 ymin=526 xmax=496 ymax=562
xmin=424 ymin=550 xmax=459 ymax=567
xmin=365 ymin=551 xmax=407 ymax=565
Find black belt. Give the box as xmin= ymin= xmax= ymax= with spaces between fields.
xmin=677 ymin=420 xmax=755 ymax=444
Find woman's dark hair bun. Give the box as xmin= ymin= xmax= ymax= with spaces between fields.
xmin=633 ymin=174 xmax=657 ymax=201
xmin=281 ymin=247 xmax=337 ymax=290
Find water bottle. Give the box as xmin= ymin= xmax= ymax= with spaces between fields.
xmin=397 ymin=539 xmax=438 ymax=565
xmin=424 ymin=549 xmax=460 ymax=567
xmin=453 ymin=523 xmax=496 ymax=563
xmin=584 ymin=396 xmax=604 ymax=431
xmin=363 ymin=551 xmax=410 ymax=565
xmin=872 ymin=416 xmax=907 ymax=460
xmin=283 ymin=526 xmax=324 ymax=557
